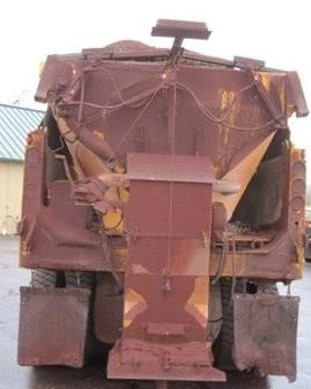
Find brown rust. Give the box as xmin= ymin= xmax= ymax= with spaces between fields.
xmin=17 ymin=18 xmax=309 ymax=385
xmin=108 ymin=152 xmax=221 ymax=381
xmin=232 ymin=293 xmax=300 ymax=382
xmin=108 ymin=338 xmax=226 ymax=382
xmin=18 ymin=287 xmax=91 ymax=368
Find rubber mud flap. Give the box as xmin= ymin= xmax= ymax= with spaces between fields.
xmin=18 ymin=286 xmax=91 ymax=368
xmin=232 ymin=293 xmax=299 ymax=382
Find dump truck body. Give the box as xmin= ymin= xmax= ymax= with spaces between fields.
xmin=17 ymin=20 xmax=308 ymax=386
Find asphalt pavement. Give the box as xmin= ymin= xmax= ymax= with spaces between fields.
xmin=0 ymin=235 xmax=310 ymax=389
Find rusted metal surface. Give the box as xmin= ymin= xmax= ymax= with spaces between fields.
xmin=20 ymin=178 xmax=110 ymax=272
xmin=233 ymin=293 xmax=300 ymax=382
xmin=18 ymin=286 xmax=91 ymax=367
xmin=16 ymin=18 xmax=310 ymax=385
xmin=107 ymin=152 xmax=223 ymax=381
xmin=233 ymin=56 xmax=265 ymax=70
xmin=212 ymin=131 xmax=277 ymax=220
xmin=152 ymin=19 xmax=211 ymax=40
xmin=127 ymin=153 xmax=215 ymax=183
xmin=286 ymin=72 xmax=309 ymax=117
xmin=94 ymin=273 xmax=124 ymax=344
xmin=18 ymin=129 xmax=45 ymax=255
xmin=108 ymin=339 xmax=226 ymax=382
xmin=126 ymin=169 xmax=213 ymax=239
xmin=35 ymin=54 xmax=287 ymax=174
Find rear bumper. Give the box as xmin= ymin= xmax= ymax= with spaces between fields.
xmin=108 ymin=338 xmax=226 ymax=382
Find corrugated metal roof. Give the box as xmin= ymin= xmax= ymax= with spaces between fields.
xmin=0 ymin=103 xmax=45 ymax=162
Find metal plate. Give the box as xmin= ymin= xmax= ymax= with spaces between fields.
xmin=20 ymin=180 xmax=108 ymax=272
xmin=121 ymin=153 xmax=215 ymax=381
xmin=152 ymin=19 xmax=210 ymax=40
xmin=127 ymin=153 xmax=215 ymax=183
xmin=108 ymin=339 xmax=226 ymax=382
xmin=18 ymin=287 xmax=91 ymax=368
xmin=126 ymin=181 xmax=212 ymax=239
xmin=233 ymin=293 xmax=300 ymax=382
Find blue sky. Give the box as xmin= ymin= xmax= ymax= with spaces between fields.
xmin=1 ymin=0 xmax=310 ymax=176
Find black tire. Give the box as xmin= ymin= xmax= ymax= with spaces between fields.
xmin=30 ymin=270 xmax=58 ymax=287
xmin=305 ymin=248 xmax=311 ymax=263
xmin=214 ymin=278 xmax=245 ymax=370
xmin=64 ymin=271 xmax=110 ymax=364
xmin=207 ymin=281 xmax=223 ymax=343
xmin=65 ymin=271 xmax=95 ymax=288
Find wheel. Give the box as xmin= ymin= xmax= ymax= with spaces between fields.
xmin=30 ymin=269 xmax=64 ymax=287
xmin=207 ymin=281 xmax=223 ymax=343
xmin=65 ymin=271 xmax=112 ymax=364
xmin=213 ymin=277 xmax=245 ymax=370
xmin=65 ymin=271 xmax=95 ymax=288
xmin=155 ymin=381 xmax=169 ymax=389
xmin=305 ymin=246 xmax=311 ymax=262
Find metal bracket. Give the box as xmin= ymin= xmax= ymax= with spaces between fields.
xmin=152 ymin=19 xmax=211 ymax=64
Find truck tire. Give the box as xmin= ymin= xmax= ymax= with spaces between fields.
xmin=65 ymin=271 xmax=95 ymax=288
xmin=31 ymin=270 xmax=58 ymax=287
xmin=64 ymin=271 xmax=110 ymax=364
xmin=207 ymin=281 xmax=223 ymax=343
xmin=213 ymin=277 xmax=245 ymax=370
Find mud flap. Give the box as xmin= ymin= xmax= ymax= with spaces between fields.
xmin=232 ymin=293 xmax=299 ymax=382
xmin=18 ymin=286 xmax=91 ymax=368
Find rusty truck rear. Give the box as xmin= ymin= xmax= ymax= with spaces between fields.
xmin=17 ymin=20 xmax=309 ymax=387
